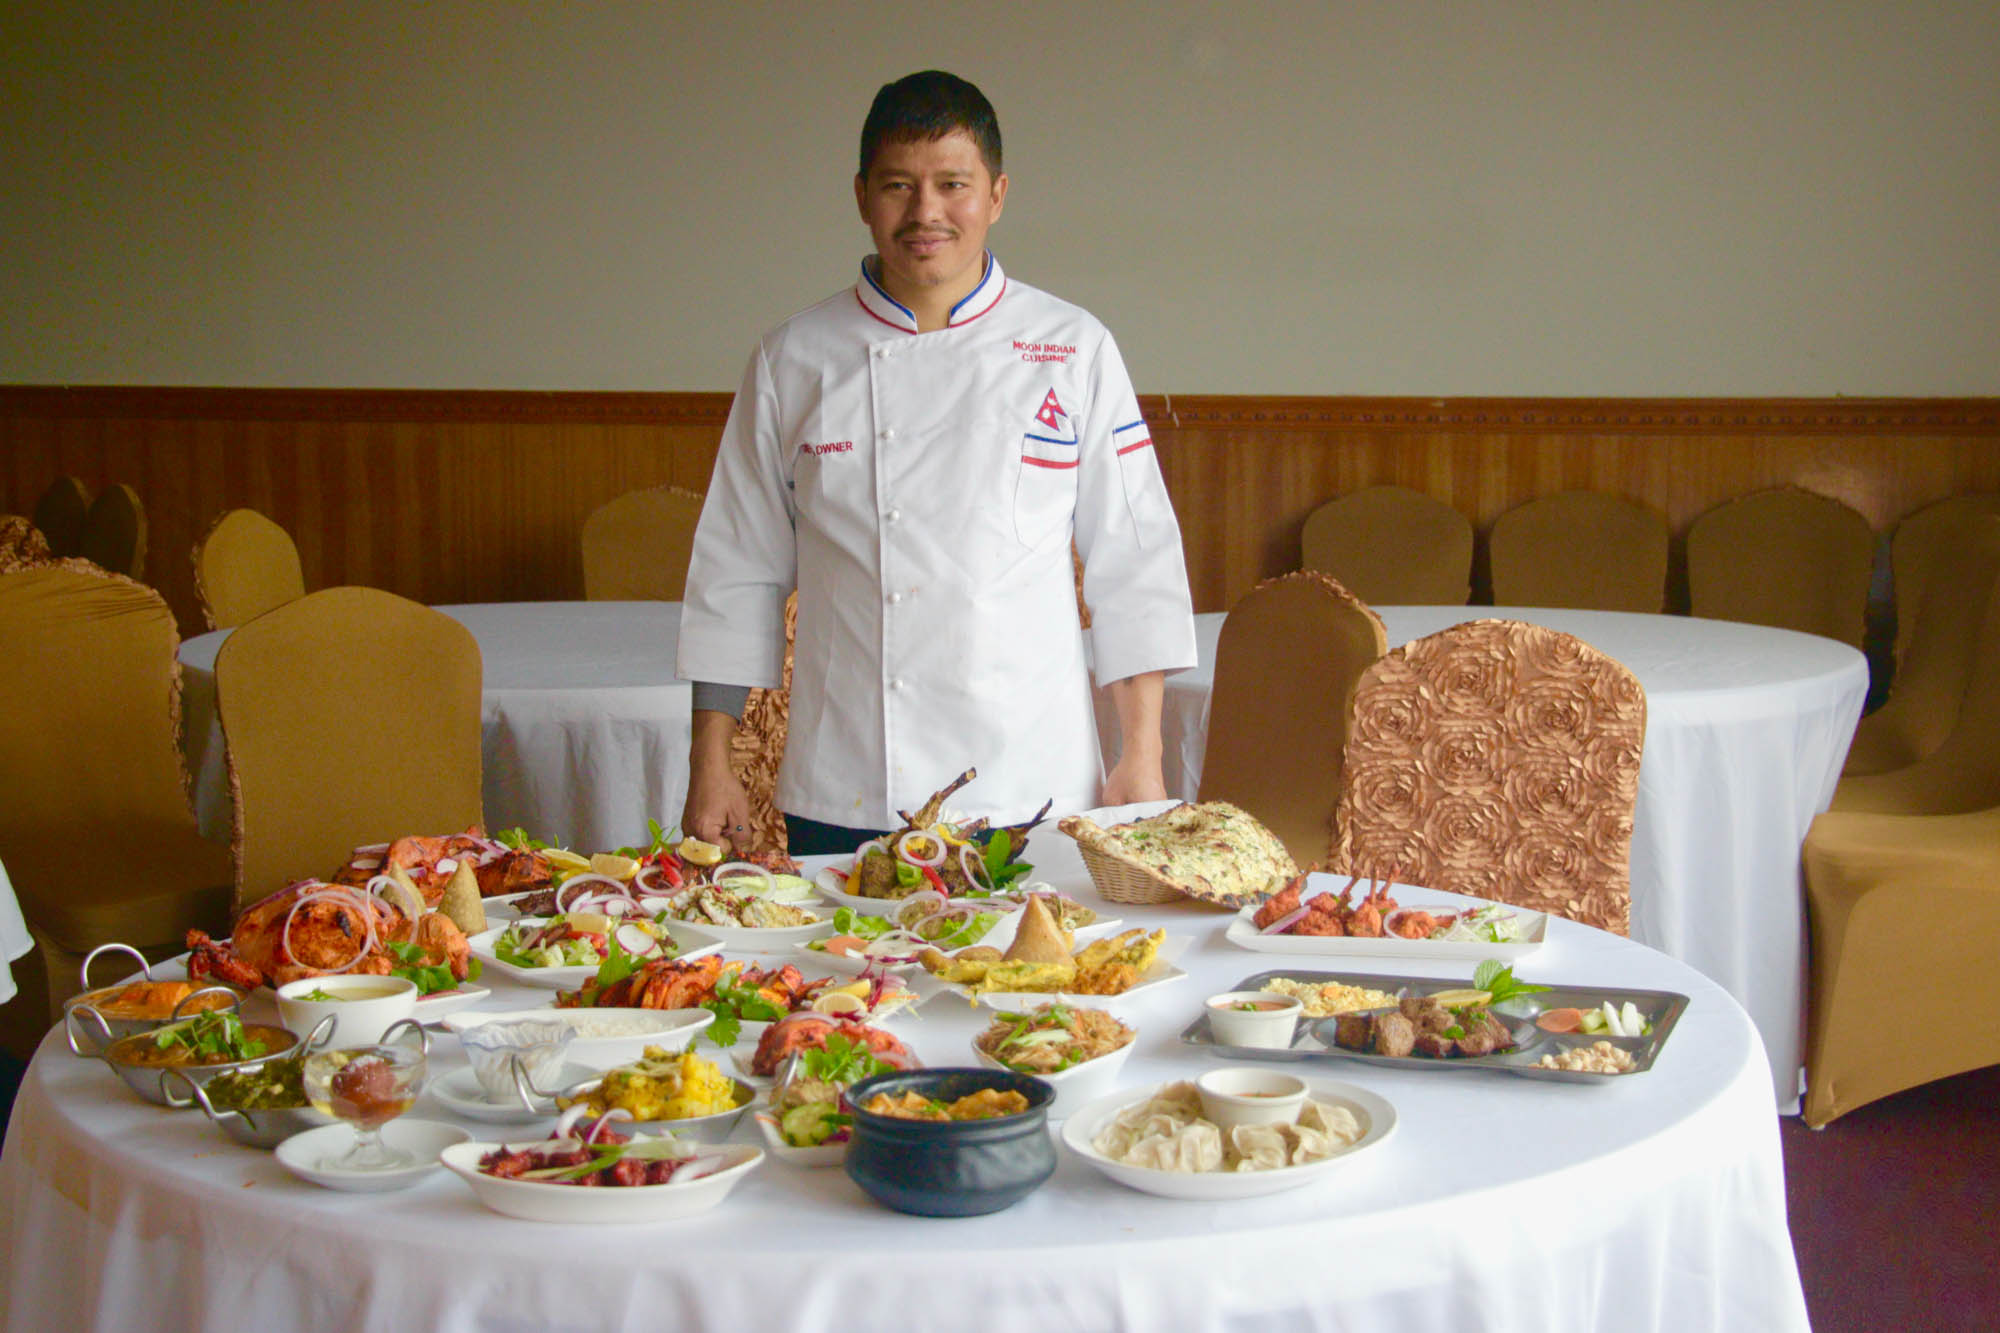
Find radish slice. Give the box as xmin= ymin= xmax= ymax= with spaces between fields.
xmin=614 ymin=922 xmax=661 ymax=957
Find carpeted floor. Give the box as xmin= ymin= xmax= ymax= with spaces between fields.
xmin=0 ymin=1047 xmax=1993 ymax=1327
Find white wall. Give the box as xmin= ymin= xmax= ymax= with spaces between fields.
xmin=4 ymin=0 xmax=1996 ymax=395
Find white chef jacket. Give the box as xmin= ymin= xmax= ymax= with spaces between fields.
xmin=677 ymin=253 xmax=1197 ymax=827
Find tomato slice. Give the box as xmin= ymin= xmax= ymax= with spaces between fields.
xmin=1536 ymin=1007 xmax=1585 ymax=1033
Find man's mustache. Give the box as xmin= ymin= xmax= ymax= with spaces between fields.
xmin=895 ymin=224 xmax=959 ymax=240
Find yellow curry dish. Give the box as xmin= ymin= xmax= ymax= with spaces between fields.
xmin=862 ymin=1088 xmax=1032 ymax=1122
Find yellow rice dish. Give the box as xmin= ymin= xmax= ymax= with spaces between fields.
xmin=558 ymin=1044 xmax=742 ymax=1122
xmin=1260 ymin=978 xmax=1400 ymax=1018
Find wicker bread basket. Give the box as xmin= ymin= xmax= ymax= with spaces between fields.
xmin=1071 ymin=839 xmax=1188 ymax=906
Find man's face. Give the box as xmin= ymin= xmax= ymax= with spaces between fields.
xmin=855 ymin=130 xmax=1008 ymax=311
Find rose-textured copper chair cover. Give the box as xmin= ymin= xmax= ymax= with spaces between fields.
xmin=1299 ymin=485 xmax=1474 ymax=607
xmin=1333 ymin=619 xmax=1646 ymax=935
xmin=0 ymin=561 xmax=232 ymax=1023
xmin=1844 ymin=514 xmax=2000 ymax=777
xmin=1686 ymin=487 xmax=1874 ymax=649
xmin=1197 ymin=571 xmax=1387 ymax=869
xmin=193 ymin=507 xmax=307 ymax=630
xmin=581 ymin=486 xmax=705 ymax=602
xmin=1801 ymin=803 xmax=2000 ymax=1127
xmin=80 ymin=481 xmax=147 ymax=580
xmin=1832 ymin=518 xmax=2000 ymax=817
xmin=1488 ymin=491 xmax=1669 ymax=613
xmin=30 ymin=476 xmax=90 ymax=559
xmin=216 ymin=586 xmax=484 ymax=912
xmin=726 ymin=592 xmax=798 ymax=860
xmin=0 ymin=516 xmax=53 ymax=572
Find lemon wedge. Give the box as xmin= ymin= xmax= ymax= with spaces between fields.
xmin=589 ymin=852 xmax=642 ymax=881
xmin=677 ymin=836 xmax=724 ymax=867
xmin=1426 ymin=988 xmax=1493 ymax=1008
xmin=544 ymin=848 xmax=591 ymax=874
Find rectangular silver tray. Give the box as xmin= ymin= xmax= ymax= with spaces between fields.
xmin=1179 ymin=968 xmax=1690 ymax=1084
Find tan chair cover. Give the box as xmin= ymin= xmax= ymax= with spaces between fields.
xmin=32 ymin=475 xmax=91 ymax=559
xmin=1801 ymin=803 xmax=2000 ymax=1126
xmin=1686 ymin=488 xmax=1874 ymax=648
xmin=81 ymin=481 xmax=147 ymax=579
xmin=194 ymin=508 xmax=307 ymax=630
xmin=581 ymin=487 xmax=705 ymax=602
xmin=1197 ymin=572 xmax=1388 ymax=868
xmin=217 ymin=586 xmax=484 ymax=911
xmin=0 ymin=562 xmax=232 ymax=1018
xmin=1489 ymin=491 xmax=1669 ymax=613
xmin=1844 ymin=516 xmax=2000 ymax=776
xmin=1300 ymin=485 xmax=1473 ymax=606
xmin=728 ymin=593 xmax=799 ymax=859
xmin=1 ymin=515 xmax=53 ymax=571
xmin=1832 ymin=519 xmax=2000 ymax=815
xmin=1885 ymin=493 xmax=2000 ymax=667
xmin=1333 ymin=619 xmax=1646 ymax=935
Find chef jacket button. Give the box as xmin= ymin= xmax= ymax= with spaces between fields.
xmin=886 ymin=508 xmax=902 ymax=523
xmin=887 ymin=591 xmax=904 ymax=605
xmin=890 ymin=677 xmax=906 ymax=691
xmin=881 ymin=428 xmax=897 ymax=441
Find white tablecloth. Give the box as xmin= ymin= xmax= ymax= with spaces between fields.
xmin=179 ymin=602 xmax=692 ymax=853
xmin=0 ymin=859 xmax=31 ymax=1007
xmin=0 ymin=805 xmax=1807 ymax=1333
xmin=1104 ymin=608 xmax=1867 ymax=1114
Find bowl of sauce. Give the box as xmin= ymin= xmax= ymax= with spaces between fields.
xmin=1205 ymin=990 xmax=1303 ymax=1049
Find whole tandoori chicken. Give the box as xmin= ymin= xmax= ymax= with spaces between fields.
xmin=329 ymin=829 xmax=553 ymax=904
xmin=186 ymin=879 xmax=473 ymax=989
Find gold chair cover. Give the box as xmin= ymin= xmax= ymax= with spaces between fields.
xmin=194 ymin=507 xmax=307 ymax=630
xmin=80 ymin=481 xmax=147 ymax=580
xmin=581 ymin=486 xmax=705 ymax=602
xmin=216 ymin=586 xmax=484 ymax=911
xmin=1197 ymin=571 xmax=1387 ymax=868
xmin=1801 ymin=803 xmax=2000 ymax=1126
xmin=1832 ymin=518 xmax=2000 ymax=816
xmin=0 ymin=515 xmax=52 ymax=572
xmin=1687 ymin=487 xmax=1874 ymax=648
xmin=0 ymin=561 xmax=232 ymax=1020
xmin=1488 ymin=491 xmax=1669 ymax=613
xmin=1885 ymin=492 xmax=2000 ymax=668
xmin=1845 ymin=515 xmax=2000 ymax=777
xmin=1333 ymin=619 xmax=1646 ymax=935
xmin=31 ymin=475 xmax=90 ymax=559
xmin=1300 ymin=485 xmax=1473 ymax=606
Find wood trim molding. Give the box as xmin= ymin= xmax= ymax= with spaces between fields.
xmin=1134 ymin=394 xmax=2000 ymax=435
xmin=0 ymin=385 xmax=737 ymax=426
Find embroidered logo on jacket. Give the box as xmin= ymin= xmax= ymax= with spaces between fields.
xmin=800 ymin=440 xmax=854 ymax=457
xmin=1015 ymin=340 xmax=1077 ymax=364
xmin=1023 ymin=389 xmax=1080 ymax=471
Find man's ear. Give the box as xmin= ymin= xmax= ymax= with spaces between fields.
xmin=988 ymin=171 xmax=1009 ymax=223
xmin=854 ymin=172 xmax=869 ymax=222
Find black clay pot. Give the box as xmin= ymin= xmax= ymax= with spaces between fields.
xmin=843 ymin=1067 xmax=1057 ymax=1217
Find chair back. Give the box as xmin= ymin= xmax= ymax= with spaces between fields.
xmin=1888 ymin=493 xmax=2000 ymax=666
xmin=1197 ymin=572 xmax=1388 ymax=868
xmin=1333 ymin=618 xmax=1647 ymax=934
xmin=581 ymin=487 xmax=705 ymax=601
xmin=194 ymin=508 xmax=307 ymax=629
xmin=1 ymin=515 xmax=53 ymax=571
xmin=81 ymin=482 xmax=147 ymax=579
xmin=1833 ymin=517 xmax=2000 ymax=816
xmin=1489 ymin=491 xmax=1668 ymax=612
xmin=1300 ymin=485 xmax=1473 ymax=605
xmin=730 ymin=592 xmax=799 ymax=859
xmin=216 ymin=587 xmax=483 ymax=909
xmin=1686 ymin=488 xmax=1874 ymax=647
xmin=31 ymin=475 xmax=91 ymax=558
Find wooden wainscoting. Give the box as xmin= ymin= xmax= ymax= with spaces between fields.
xmin=3 ymin=386 xmax=1998 ymax=635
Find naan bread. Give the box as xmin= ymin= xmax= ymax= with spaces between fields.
xmin=1061 ymin=802 xmax=1299 ymax=909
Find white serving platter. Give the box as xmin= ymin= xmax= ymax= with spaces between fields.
xmin=1224 ymin=879 xmax=1546 ymax=961
xmin=440 ymin=1140 xmax=763 ymax=1223
xmin=467 ymin=923 xmax=720 ymax=990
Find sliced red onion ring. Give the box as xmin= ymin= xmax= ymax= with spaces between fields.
xmin=712 ymin=862 xmax=772 ymax=893
xmin=1259 ymin=904 xmax=1312 ymax=935
xmin=585 ymin=1108 xmax=634 ymax=1145
xmin=436 ymin=858 xmax=459 ymax=875
xmin=958 ymin=844 xmax=993 ymax=892
xmin=348 ymin=856 xmax=384 ymax=871
xmin=351 ymin=842 xmax=392 ymax=855
xmin=554 ymin=1104 xmax=592 ymax=1140
xmin=281 ymin=885 xmax=378 ymax=973
xmin=896 ymin=831 xmax=946 ymax=867
xmin=895 ymin=890 xmax=947 ymax=924
xmin=555 ymin=873 xmax=633 ymax=913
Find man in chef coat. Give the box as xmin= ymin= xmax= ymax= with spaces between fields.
xmin=677 ymin=70 xmax=1197 ymax=855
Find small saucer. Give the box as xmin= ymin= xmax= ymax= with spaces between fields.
xmin=274 ymin=1119 xmax=470 ymax=1192
xmin=429 ymin=1065 xmax=586 ymax=1124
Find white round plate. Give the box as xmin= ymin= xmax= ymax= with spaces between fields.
xmin=660 ymin=916 xmax=834 ymax=952
xmin=443 ymin=1005 xmax=715 ymax=1069
xmin=467 ymin=924 xmax=721 ymax=990
xmin=413 ymin=986 xmax=492 ymax=1020
xmin=274 ymin=1118 xmax=471 ymax=1192
xmin=753 ymin=1111 xmax=847 ymax=1167
xmin=1059 ymin=1076 xmax=1398 ymax=1200
xmin=428 ymin=1065 xmax=594 ymax=1124
xmin=440 ymin=1140 xmax=763 ymax=1223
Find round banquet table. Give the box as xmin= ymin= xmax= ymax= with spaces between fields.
xmin=178 ymin=602 xmax=691 ymax=853
xmin=0 ymin=858 xmax=32 ymax=1006
xmin=1097 ymin=608 xmax=1868 ymax=1116
xmin=0 ymin=804 xmax=1808 ymax=1333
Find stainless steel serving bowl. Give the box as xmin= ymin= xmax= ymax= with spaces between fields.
xmin=61 ymin=944 xmax=245 ymax=1045
xmin=164 ymin=1064 xmax=334 ymax=1148
xmin=73 ymin=1007 xmax=335 ymax=1108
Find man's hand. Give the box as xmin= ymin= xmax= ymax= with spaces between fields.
xmin=1101 ymin=670 xmax=1168 ymax=807
xmin=683 ymin=710 xmax=753 ymax=850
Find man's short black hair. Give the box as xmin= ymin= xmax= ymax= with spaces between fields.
xmin=858 ymin=70 xmax=1002 ymax=179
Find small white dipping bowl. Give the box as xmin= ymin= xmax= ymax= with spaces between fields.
xmin=1195 ymin=1067 xmax=1308 ymax=1134
xmin=276 ymin=974 xmax=419 ymax=1048
xmin=1205 ymin=991 xmax=1302 ymax=1049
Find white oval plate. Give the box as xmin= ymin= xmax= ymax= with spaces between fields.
xmin=413 ymin=986 xmax=492 ymax=1020
xmin=443 ymin=1005 xmax=715 ymax=1069
xmin=274 ymin=1118 xmax=470 ymax=1192
xmin=440 ymin=1139 xmax=763 ymax=1222
xmin=1060 ymin=1076 xmax=1398 ymax=1200
xmin=467 ymin=924 xmax=720 ymax=990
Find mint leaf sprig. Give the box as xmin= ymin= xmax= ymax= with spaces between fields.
xmin=1473 ymin=960 xmax=1551 ymax=1006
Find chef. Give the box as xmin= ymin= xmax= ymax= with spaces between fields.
xmin=677 ymin=70 xmax=1197 ymax=855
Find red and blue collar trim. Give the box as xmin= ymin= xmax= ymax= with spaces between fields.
xmin=855 ymin=252 xmax=1007 ymax=333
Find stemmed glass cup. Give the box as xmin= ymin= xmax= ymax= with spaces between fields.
xmin=303 ymin=1042 xmax=428 ymax=1170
